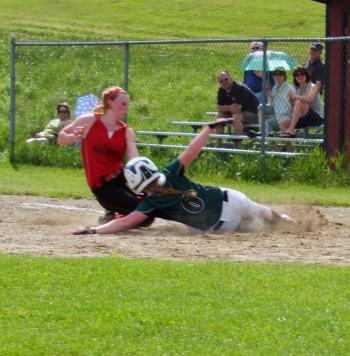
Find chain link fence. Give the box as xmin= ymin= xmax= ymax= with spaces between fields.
xmin=7 ymin=36 xmax=350 ymax=163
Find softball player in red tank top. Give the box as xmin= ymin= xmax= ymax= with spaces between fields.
xmin=58 ymin=86 xmax=153 ymax=226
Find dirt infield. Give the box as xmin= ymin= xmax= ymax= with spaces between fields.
xmin=0 ymin=194 xmax=349 ymax=265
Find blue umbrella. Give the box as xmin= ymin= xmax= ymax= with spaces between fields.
xmin=240 ymin=50 xmax=298 ymax=71
xmin=74 ymin=93 xmax=101 ymax=119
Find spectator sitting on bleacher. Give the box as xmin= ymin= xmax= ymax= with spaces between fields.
xmin=26 ymin=103 xmax=72 ymax=145
xmin=280 ymin=67 xmax=324 ymax=137
xmin=243 ymin=41 xmax=274 ymax=103
xmin=248 ymin=67 xmax=294 ymax=137
xmin=304 ymin=42 xmax=326 ymax=94
xmin=216 ymin=70 xmax=259 ymax=147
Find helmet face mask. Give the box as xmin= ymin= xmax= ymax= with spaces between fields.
xmin=125 ymin=157 xmax=161 ymax=195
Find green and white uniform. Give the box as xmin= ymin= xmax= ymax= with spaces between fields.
xmin=135 ymin=159 xmax=224 ymax=230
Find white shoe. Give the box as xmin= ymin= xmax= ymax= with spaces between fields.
xmin=26 ymin=138 xmax=36 ymax=144
xmin=280 ymin=213 xmax=296 ymax=223
xmin=26 ymin=137 xmax=49 ymax=144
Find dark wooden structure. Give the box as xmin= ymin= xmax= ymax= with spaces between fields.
xmin=314 ymin=0 xmax=350 ymax=157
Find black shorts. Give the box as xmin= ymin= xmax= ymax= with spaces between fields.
xmin=295 ymin=108 xmax=323 ymax=129
xmin=91 ymin=171 xmax=142 ymax=215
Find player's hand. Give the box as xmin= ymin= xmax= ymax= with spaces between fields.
xmin=73 ymin=226 xmax=97 ymax=235
xmin=208 ymin=118 xmax=233 ymax=129
xmin=288 ymin=91 xmax=296 ymax=101
xmin=72 ymin=125 xmax=87 ymax=142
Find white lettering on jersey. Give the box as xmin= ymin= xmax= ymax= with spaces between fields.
xmin=181 ymin=196 xmax=204 ymax=214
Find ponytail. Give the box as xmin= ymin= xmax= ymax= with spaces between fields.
xmin=93 ymin=104 xmax=105 ymax=115
xmin=145 ymin=182 xmax=197 ymax=200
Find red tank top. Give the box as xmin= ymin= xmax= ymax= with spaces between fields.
xmin=82 ymin=115 xmax=128 ymax=188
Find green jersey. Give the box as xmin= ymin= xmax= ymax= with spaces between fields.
xmin=136 ymin=159 xmax=223 ymax=230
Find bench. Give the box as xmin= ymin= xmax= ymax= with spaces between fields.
xmin=135 ymin=130 xmax=323 ymax=155
xmin=206 ymin=112 xmax=324 ymax=139
xmin=136 ymin=141 xmax=306 ymax=157
xmin=171 ymin=120 xmax=259 ymax=133
xmin=295 ymin=125 xmax=324 ymax=139
xmin=136 ymin=130 xmax=247 ymax=144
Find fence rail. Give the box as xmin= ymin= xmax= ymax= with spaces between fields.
xmin=8 ymin=36 xmax=350 ymax=163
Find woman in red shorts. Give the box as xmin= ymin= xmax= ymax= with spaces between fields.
xmin=58 ymin=86 xmax=150 ymax=223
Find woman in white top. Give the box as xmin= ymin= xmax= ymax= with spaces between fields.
xmin=26 ymin=103 xmax=72 ymax=144
xmin=280 ymin=66 xmax=324 ymax=137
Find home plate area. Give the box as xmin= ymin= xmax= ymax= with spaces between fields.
xmin=0 ymin=195 xmax=349 ymax=265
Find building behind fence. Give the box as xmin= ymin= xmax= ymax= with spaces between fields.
xmin=8 ymin=36 xmax=350 ymax=163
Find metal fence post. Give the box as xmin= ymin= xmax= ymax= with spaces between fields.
xmin=124 ymin=43 xmax=130 ymax=91
xmin=259 ymin=39 xmax=268 ymax=172
xmin=9 ymin=37 xmax=16 ymax=164
xmin=124 ymin=43 xmax=130 ymax=123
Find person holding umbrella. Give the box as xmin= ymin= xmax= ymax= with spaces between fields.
xmin=243 ymin=41 xmax=274 ymax=103
xmin=240 ymin=46 xmax=298 ymax=103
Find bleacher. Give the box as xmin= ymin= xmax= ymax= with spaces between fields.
xmin=135 ymin=126 xmax=323 ymax=157
xmin=134 ymin=108 xmax=324 ymax=157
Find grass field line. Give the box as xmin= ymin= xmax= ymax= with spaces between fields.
xmin=21 ymin=202 xmax=103 ymax=213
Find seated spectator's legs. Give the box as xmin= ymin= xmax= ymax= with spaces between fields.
xmin=257 ymin=104 xmax=275 ymax=134
xmin=26 ymin=137 xmax=50 ymax=145
xmin=279 ymin=118 xmax=290 ymax=133
xmin=232 ymin=113 xmax=245 ymax=135
xmin=295 ymin=109 xmax=323 ymax=129
xmin=242 ymin=111 xmax=258 ymax=130
xmin=266 ymin=117 xmax=280 ymax=134
xmin=215 ymin=112 xmax=231 ymax=147
xmin=232 ymin=111 xmax=257 ymax=148
xmin=283 ymin=99 xmax=309 ymax=134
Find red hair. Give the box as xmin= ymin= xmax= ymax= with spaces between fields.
xmin=94 ymin=86 xmax=127 ymax=114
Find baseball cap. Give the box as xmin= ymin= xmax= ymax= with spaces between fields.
xmin=310 ymin=42 xmax=323 ymax=51
xmin=272 ymin=66 xmax=286 ymax=74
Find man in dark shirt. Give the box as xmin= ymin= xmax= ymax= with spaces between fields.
xmin=216 ymin=70 xmax=259 ymax=145
xmin=304 ymin=42 xmax=326 ymax=93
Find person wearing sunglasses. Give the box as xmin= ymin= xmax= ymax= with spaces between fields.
xmin=58 ymin=86 xmax=154 ymax=226
xmin=72 ymin=119 xmax=294 ymax=236
xmin=216 ymin=70 xmax=259 ymax=147
xmin=280 ymin=67 xmax=324 ymax=137
xmin=26 ymin=103 xmax=72 ymax=145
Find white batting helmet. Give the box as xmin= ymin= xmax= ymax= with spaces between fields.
xmin=125 ymin=157 xmax=162 ymax=195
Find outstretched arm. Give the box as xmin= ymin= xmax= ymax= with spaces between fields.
xmin=179 ymin=119 xmax=231 ymax=167
xmin=73 ymin=210 xmax=148 ymax=235
xmin=179 ymin=126 xmax=212 ymax=168
xmin=57 ymin=114 xmax=94 ymax=145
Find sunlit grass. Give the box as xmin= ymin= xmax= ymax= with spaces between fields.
xmin=1 ymin=162 xmax=349 ymax=205
xmin=1 ymin=255 xmax=350 ymax=355
xmin=0 ymin=0 xmax=325 ymax=41
xmin=0 ymin=0 xmax=326 ymax=171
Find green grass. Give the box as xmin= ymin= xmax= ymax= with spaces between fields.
xmin=0 ymin=162 xmax=90 ymax=198
xmin=2 ymin=3 xmax=348 ymax=355
xmin=0 ymin=0 xmax=327 ymax=167
xmin=0 ymin=0 xmax=325 ymax=40
xmin=1 ymin=255 xmax=350 ymax=355
xmin=1 ymin=162 xmax=350 ymax=206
